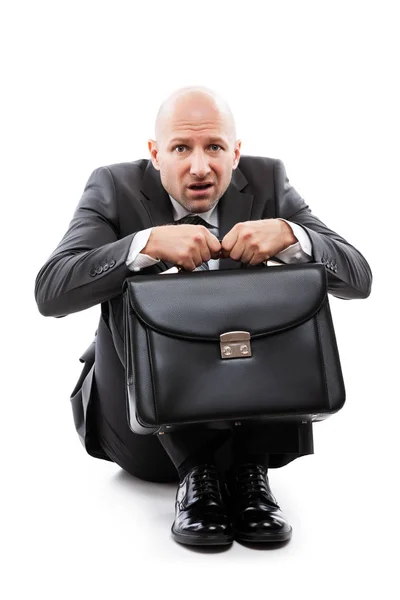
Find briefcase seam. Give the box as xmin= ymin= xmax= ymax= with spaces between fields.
xmin=321 ymin=300 xmax=346 ymax=410
xmin=157 ymin=411 xmax=332 ymax=429
xmin=315 ymin=308 xmax=330 ymax=409
xmin=145 ymin=325 xmax=159 ymax=424
xmin=125 ymin=266 xmax=327 ymax=342
xmin=128 ymin=298 xmax=328 ymax=342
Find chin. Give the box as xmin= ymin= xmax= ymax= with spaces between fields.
xmin=183 ymin=197 xmax=219 ymax=214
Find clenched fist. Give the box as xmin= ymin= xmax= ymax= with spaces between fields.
xmin=220 ymin=219 xmax=297 ymax=265
xmin=143 ymin=224 xmax=222 ymax=271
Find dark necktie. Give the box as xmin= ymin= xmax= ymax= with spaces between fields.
xmin=174 ymin=214 xmax=213 ymax=271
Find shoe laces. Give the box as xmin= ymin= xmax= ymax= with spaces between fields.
xmin=235 ymin=464 xmax=278 ymax=505
xmin=191 ymin=464 xmax=221 ymax=501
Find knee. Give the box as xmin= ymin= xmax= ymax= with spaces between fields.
xmin=115 ymin=459 xmax=179 ymax=483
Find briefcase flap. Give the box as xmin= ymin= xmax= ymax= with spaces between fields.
xmin=124 ymin=263 xmax=327 ymax=339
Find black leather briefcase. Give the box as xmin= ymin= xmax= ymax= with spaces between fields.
xmin=122 ymin=263 xmax=345 ymax=435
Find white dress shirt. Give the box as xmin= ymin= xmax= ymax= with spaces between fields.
xmin=126 ymin=195 xmax=312 ymax=271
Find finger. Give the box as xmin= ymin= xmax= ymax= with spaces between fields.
xmin=249 ymin=253 xmax=267 ymax=266
xmin=228 ymin=237 xmax=247 ymax=262
xmin=194 ymin=227 xmax=213 ymax=262
xmin=177 ymin=258 xmax=196 ymax=272
xmin=205 ymin=229 xmax=222 ymax=259
xmin=176 ymin=243 xmax=202 ymax=271
xmin=240 ymin=247 xmax=257 ymax=264
xmin=221 ymin=225 xmax=239 ymax=253
xmin=192 ymin=245 xmax=204 ymax=267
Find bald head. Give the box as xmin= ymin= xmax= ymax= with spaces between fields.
xmin=155 ymin=86 xmax=236 ymax=146
xmin=148 ymin=86 xmax=241 ymax=214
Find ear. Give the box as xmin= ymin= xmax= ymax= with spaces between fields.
xmin=232 ymin=140 xmax=242 ymax=170
xmin=148 ymin=139 xmax=160 ymax=170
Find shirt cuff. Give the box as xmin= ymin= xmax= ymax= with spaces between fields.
xmin=125 ymin=228 xmax=161 ymax=271
xmin=275 ymin=219 xmax=313 ymax=263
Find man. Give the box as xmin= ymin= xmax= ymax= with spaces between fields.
xmin=35 ymin=86 xmax=372 ymax=547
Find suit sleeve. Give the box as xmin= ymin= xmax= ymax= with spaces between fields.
xmin=274 ymin=159 xmax=372 ymax=299
xmin=34 ymin=166 xmax=137 ymax=317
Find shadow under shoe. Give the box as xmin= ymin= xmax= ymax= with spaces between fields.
xmin=228 ymin=463 xmax=292 ymax=543
xmin=171 ymin=464 xmax=233 ymax=546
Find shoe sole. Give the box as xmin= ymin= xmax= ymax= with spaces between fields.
xmin=233 ymin=527 xmax=292 ymax=543
xmin=171 ymin=527 xmax=234 ymax=546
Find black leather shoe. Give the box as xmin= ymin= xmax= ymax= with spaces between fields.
xmin=171 ymin=464 xmax=233 ymax=546
xmin=229 ymin=463 xmax=292 ymax=543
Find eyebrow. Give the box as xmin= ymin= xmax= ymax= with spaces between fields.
xmin=168 ymin=137 xmax=227 ymax=146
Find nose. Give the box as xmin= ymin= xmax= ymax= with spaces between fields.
xmin=189 ymin=150 xmax=211 ymax=179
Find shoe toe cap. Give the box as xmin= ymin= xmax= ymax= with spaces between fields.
xmin=182 ymin=516 xmax=232 ymax=535
xmin=237 ymin=508 xmax=290 ymax=535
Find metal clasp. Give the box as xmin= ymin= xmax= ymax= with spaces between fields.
xmin=220 ymin=331 xmax=252 ymax=359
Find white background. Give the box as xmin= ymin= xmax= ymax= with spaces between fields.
xmin=1 ymin=1 xmax=399 ymax=598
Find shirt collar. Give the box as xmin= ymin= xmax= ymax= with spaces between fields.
xmin=169 ymin=195 xmax=219 ymax=228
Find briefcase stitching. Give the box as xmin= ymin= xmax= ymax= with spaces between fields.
xmin=315 ymin=309 xmax=330 ymax=408
xmin=153 ymin=410 xmax=338 ymax=429
xmin=316 ymin=300 xmax=346 ymax=410
xmin=125 ymin=299 xmax=158 ymax=431
xmin=125 ymin=266 xmax=327 ymax=342
xmin=145 ymin=324 xmax=159 ymax=425
xmin=128 ymin=293 xmax=328 ymax=342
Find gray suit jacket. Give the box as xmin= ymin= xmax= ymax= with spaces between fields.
xmin=34 ymin=156 xmax=372 ymax=456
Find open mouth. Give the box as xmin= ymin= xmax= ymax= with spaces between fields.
xmin=188 ymin=183 xmax=213 ymax=191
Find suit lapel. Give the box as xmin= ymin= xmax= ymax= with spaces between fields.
xmin=140 ymin=161 xmax=254 ymax=271
xmin=140 ymin=162 xmax=176 ymax=271
xmin=141 ymin=161 xmax=175 ymax=226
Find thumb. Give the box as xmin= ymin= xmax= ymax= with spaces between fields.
xmin=221 ymin=227 xmax=238 ymax=252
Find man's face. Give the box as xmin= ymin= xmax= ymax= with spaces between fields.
xmin=149 ymin=95 xmax=241 ymax=213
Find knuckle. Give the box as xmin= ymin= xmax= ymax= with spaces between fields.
xmin=192 ymin=232 xmax=203 ymax=243
xmin=176 ymin=251 xmax=187 ymax=262
xmin=237 ymin=222 xmax=250 ymax=232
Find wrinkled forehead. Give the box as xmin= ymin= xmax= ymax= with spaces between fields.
xmin=157 ymin=94 xmax=235 ymax=145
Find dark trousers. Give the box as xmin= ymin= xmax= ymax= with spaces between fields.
xmin=92 ymin=312 xmax=314 ymax=483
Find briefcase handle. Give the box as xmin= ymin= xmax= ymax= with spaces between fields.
xmin=171 ymin=240 xmax=280 ymax=272
xmin=175 ymin=258 xmax=288 ymax=273
xmin=159 ymin=237 xmax=287 ymax=273
xmin=174 ymin=261 xmax=270 ymax=273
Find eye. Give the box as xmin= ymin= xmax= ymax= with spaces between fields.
xmin=209 ymin=144 xmax=222 ymax=152
xmin=174 ymin=145 xmax=187 ymax=153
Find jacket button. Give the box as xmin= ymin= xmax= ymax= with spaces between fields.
xmin=95 ymin=266 xmax=103 ymax=274
xmin=109 ymin=260 xmax=116 ymax=268
xmin=89 ymin=268 xmax=96 ymax=277
xmin=103 ymin=263 xmax=109 ymax=271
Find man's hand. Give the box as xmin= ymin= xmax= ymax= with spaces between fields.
xmin=220 ymin=219 xmax=297 ymax=265
xmin=143 ymin=224 xmax=222 ymax=271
